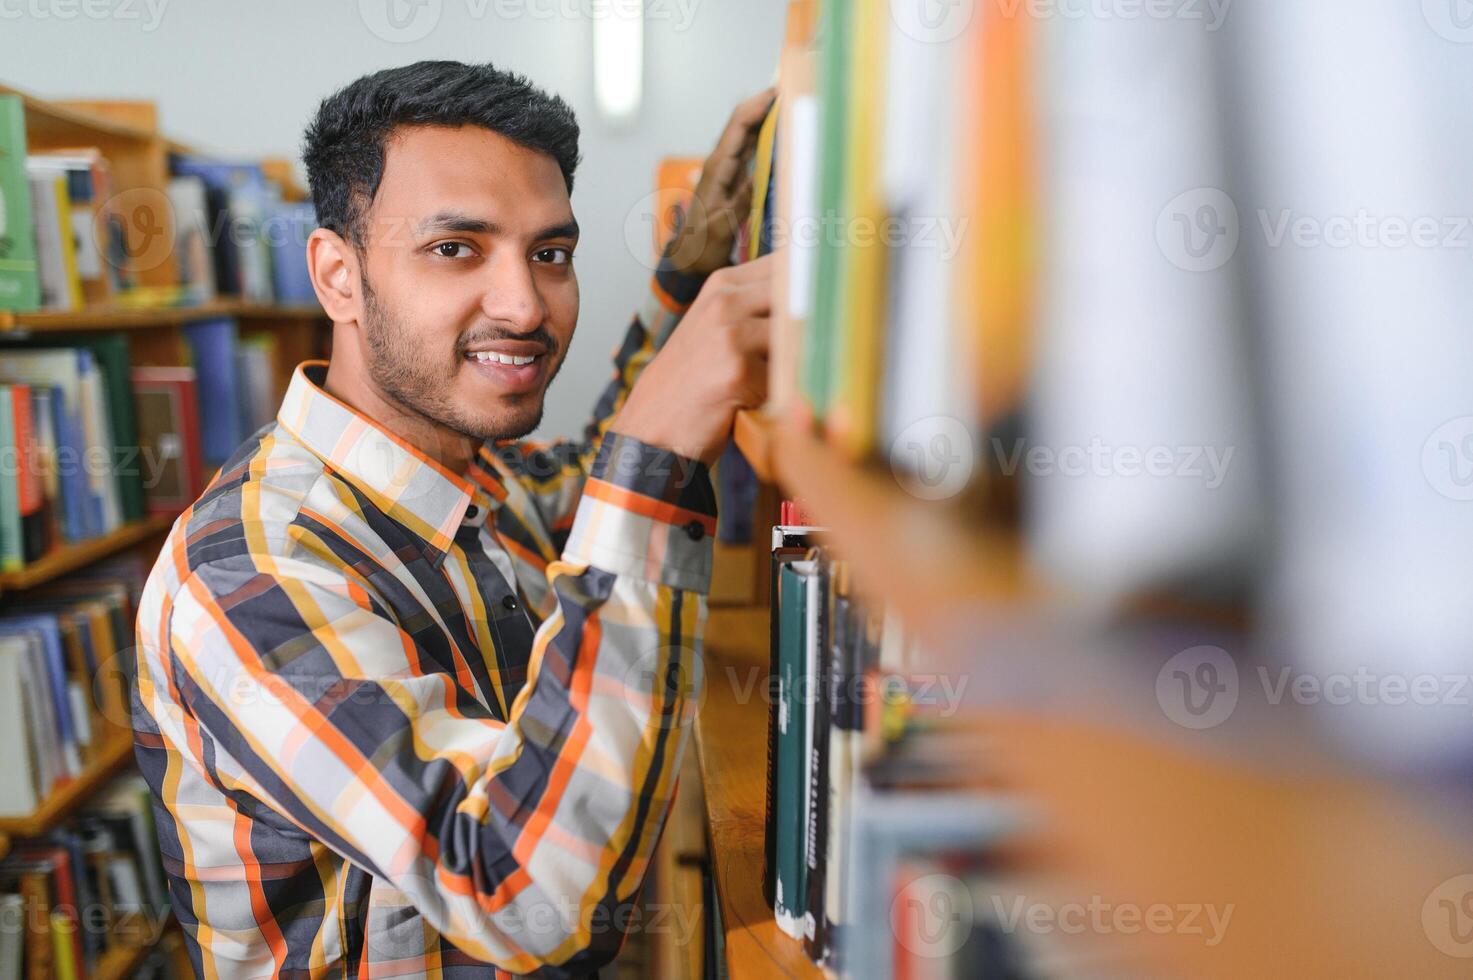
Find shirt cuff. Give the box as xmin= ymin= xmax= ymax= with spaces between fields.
xmin=562 ymin=433 xmax=717 ymax=593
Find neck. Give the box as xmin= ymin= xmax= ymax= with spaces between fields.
xmin=322 ymin=358 xmax=480 ymax=476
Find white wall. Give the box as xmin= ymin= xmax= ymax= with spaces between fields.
xmin=0 ymin=0 xmax=787 ymax=438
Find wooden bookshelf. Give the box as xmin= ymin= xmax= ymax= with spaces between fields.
xmin=0 ymin=733 xmax=135 ymax=838
xmin=0 ymin=513 xmax=178 ymax=593
xmin=695 ymin=606 xmax=825 ymax=980
xmin=0 ymin=300 xmax=326 ymax=333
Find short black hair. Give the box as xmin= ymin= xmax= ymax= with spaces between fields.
xmin=302 ymin=60 xmax=581 ymax=247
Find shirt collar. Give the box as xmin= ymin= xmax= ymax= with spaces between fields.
xmin=276 ymin=361 xmax=496 ymax=556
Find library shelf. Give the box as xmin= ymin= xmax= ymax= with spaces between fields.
xmin=0 ymin=733 xmax=135 ymax=838
xmin=0 ymin=513 xmax=179 ymax=593
xmin=694 ymin=605 xmax=825 ymax=980
xmin=733 ymin=410 xmax=1036 ymax=627
xmin=0 ymin=300 xmax=327 ymax=334
xmin=0 ymin=83 xmax=156 ymax=146
xmin=0 ymin=832 xmax=9 ymax=861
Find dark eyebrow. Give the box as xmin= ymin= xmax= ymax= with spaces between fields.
xmin=535 ymin=219 xmax=580 ymax=242
xmin=417 ymin=213 xmax=579 ymax=242
xmin=420 ymin=211 xmax=500 ymax=235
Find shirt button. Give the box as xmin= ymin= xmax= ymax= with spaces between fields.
xmin=502 ymin=594 xmax=519 ymax=611
xmin=465 ymin=505 xmax=479 ymax=520
xmin=683 ymin=520 xmax=705 ymax=541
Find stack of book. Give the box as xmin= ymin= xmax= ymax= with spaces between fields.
xmin=0 ymin=566 xmax=140 ymax=814
xmin=0 ymin=92 xmax=318 ymax=314
xmin=758 ymin=0 xmax=1031 ymax=485
xmin=765 ymin=519 xmax=1049 ymax=977
xmin=0 ymin=773 xmax=173 ymax=979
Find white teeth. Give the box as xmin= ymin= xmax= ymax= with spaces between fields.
xmin=470 ymin=351 xmax=538 ymax=366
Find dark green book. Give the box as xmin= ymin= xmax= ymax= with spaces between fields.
xmin=775 ymin=559 xmax=816 ymax=939
xmin=0 ymin=95 xmax=41 ymax=312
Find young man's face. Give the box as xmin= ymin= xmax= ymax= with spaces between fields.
xmin=355 ymin=124 xmax=580 ymax=442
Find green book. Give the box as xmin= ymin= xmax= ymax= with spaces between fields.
xmin=799 ymin=0 xmax=852 ymax=420
xmin=775 ymin=559 xmax=817 ymax=939
xmin=0 ymin=95 xmax=40 ymax=311
xmin=0 ymin=386 xmax=20 ymax=570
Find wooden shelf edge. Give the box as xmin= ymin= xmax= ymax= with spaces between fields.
xmin=733 ymin=410 xmax=778 ymax=484
xmin=0 ymin=513 xmax=178 ymax=592
xmin=694 ymin=608 xmax=826 ymax=980
xmin=0 ymin=734 xmax=135 ymax=838
xmin=0 ymin=83 xmax=158 ymax=143
xmin=0 ymin=300 xmax=326 ymax=333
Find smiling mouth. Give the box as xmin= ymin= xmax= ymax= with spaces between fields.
xmin=462 ymin=349 xmax=547 ymax=395
xmin=466 ymin=350 xmax=540 ymax=367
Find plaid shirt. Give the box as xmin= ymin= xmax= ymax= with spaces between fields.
xmin=133 ymin=266 xmax=715 ymax=979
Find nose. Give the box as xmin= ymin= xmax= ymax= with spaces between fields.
xmin=479 ymin=252 xmax=547 ymax=335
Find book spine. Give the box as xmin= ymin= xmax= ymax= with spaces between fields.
xmin=802 ymin=553 xmax=834 ymax=960
xmin=0 ymin=96 xmax=41 ymax=312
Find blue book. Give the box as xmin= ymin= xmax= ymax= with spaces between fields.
xmin=184 ymin=317 xmax=244 ymax=463
xmin=266 ymin=201 xmax=316 ymax=304
xmin=42 ymin=386 xmax=86 ymax=543
xmin=0 ymin=615 xmax=79 ymax=775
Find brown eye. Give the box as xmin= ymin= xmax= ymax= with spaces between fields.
xmin=533 ymin=248 xmax=572 ymax=265
xmin=433 ymin=242 xmax=471 ymax=258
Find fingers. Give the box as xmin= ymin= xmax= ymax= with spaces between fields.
xmin=714 ymin=88 xmax=776 ymax=163
xmin=719 ymin=251 xmax=778 ymax=285
xmin=732 ymin=316 xmax=773 ymax=357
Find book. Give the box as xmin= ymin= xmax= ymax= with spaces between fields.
xmin=265 ymin=200 xmax=316 ymax=303
xmin=0 ymin=349 xmax=98 ymax=541
xmin=0 ymin=615 xmax=82 ymax=781
xmin=170 ymin=156 xmax=276 ymax=301
xmin=0 ymin=95 xmax=41 ymax=312
xmin=799 ymin=0 xmax=853 ymax=422
xmin=764 ymin=524 xmax=823 ymax=910
xmin=774 ymin=558 xmax=817 ymax=939
xmin=183 ymin=317 xmax=245 ymax=463
xmin=0 ymin=386 xmax=19 ymax=570
xmin=0 ymin=635 xmax=42 ymax=816
xmin=167 ymin=175 xmax=218 ymax=302
xmin=0 ymin=893 xmax=22 ymax=977
xmin=28 ymin=148 xmax=116 ymax=306
xmin=131 ymin=366 xmax=204 ymax=513
xmin=26 ymin=170 xmax=81 ymax=310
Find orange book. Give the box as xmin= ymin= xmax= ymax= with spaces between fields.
xmin=963 ymin=3 xmax=1036 ymax=426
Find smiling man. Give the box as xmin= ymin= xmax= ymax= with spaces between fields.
xmin=132 ymin=61 xmax=773 ymax=978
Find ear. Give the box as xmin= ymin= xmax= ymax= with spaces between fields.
xmin=307 ymin=227 xmax=363 ymax=326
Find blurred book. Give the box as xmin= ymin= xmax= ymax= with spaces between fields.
xmin=131 ymin=366 xmax=204 ymax=514
xmin=0 ymin=94 xmax=41 ymax=312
